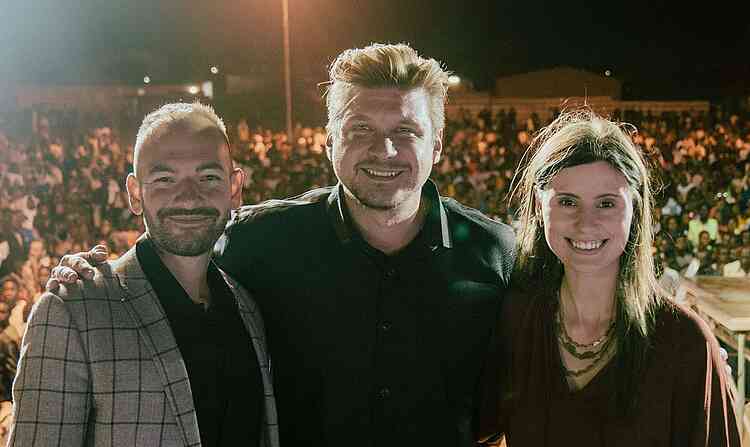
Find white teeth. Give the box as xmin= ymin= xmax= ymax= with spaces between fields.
xmin=364 ymin=168 xmax=399 ymax=177
xmin=570 ymin=239 xmax=604 ymax=250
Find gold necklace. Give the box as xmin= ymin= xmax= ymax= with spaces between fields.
xmin=557 ymin=297 xmax=615 ymax=360
xmin=556 ymin=288 xmax=616 ymax=374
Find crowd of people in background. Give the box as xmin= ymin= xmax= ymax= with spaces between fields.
xmin=1 ymin=102 xmax=749 ymax=401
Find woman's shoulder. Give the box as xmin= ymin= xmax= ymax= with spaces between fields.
xmin=651 ymin=299 xmax=720 ymax=358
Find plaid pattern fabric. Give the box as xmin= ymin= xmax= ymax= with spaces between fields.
xmin=8 ymin=247 xmax=279 ymax=447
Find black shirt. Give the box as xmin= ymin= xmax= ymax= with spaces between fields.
xmin=136 ymin=237 xmax=263 ymax=447
xmin=216 ymin=180 xmax=516 ymax=447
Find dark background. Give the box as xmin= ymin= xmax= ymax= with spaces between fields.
xmin=2 ymin=0 xmax=748 ymax=126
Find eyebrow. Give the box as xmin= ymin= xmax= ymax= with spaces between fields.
xmin=146 ymin=162 xmax=225 ymax=176
xmin=345 ymin=114 xmax=422 ymax=128
xmin=196 ymin=162 xmax=225 ymax=172
xmin=556 ymin=192 xmax=621 ymax=199
xmin=148 ymin=164 xmax=175 ymax=175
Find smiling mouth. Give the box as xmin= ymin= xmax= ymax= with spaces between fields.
xmin=360 ymin=167 xmax=405 ymax=180
xmin=566 ymin=238 xmax=608 ymax=251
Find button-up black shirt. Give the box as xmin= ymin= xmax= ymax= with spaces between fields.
xmin=136 ymin=237 xmax=263 ymax=447
xmin=215 ymin=180 xmax=516 ymax=447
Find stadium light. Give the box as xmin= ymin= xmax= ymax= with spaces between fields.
xmin=143 ymin=75 xmax=151 ymax=84
xmin=210 ymin=66 xmax=219 ymax=75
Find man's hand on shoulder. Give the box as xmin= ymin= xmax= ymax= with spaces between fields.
xmin=46 ymin=245 xmax=110 ymax=293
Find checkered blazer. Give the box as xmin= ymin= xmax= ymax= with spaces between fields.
xmin=8 ymin=246 xmax=279 ymax=447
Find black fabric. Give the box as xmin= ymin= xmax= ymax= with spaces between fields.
xmin=136 ymin=237 xmax=263 ymax=447
xmin=215 ymin=181 xmax=517 ymax=447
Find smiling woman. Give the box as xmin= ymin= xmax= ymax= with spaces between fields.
xmin=479 ymin=107 xmax=741 ymax=446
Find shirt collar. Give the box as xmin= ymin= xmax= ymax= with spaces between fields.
xmin=326 ymin=179 xmax=452 ymax=250
xmin=135 ymin=236 xmax=234 ymax=316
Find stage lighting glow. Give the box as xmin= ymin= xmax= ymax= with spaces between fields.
xmin=210 ymin=66 xmax=219 ymax=75
xmin=188 ymin=85 xmax=200 ymax=95
xmin=143 ymin=76 xmax=151 ymax=84
xmin=448 ymin=75 xmax=461 ymax=86
xmin=605 ymin=70 xmax=612 ymax=77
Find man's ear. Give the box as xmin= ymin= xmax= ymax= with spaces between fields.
xmin=230 ymin=167 xmax=244 ymax=208
xmin=126 ymin=173 xmax=143 ymax=216
xmin=325 ymin=134 xmax=334 ymax=162
xmin=432 ymin=128 xmax=444 ymax=165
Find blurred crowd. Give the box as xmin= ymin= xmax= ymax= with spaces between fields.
xmin=1 ymin=102 xmax=750 ymax=402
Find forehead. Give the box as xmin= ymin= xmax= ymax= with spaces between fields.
xmin=136 ymin=126 xmax=229 ymax=175
xmin=342 ymin=87 xmax=431 ymax=124
xmin=548 ymin=161 xmax=629 ymax=195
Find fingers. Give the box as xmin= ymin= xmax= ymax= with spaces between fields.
xmin=45 ymin=277 xmax=60 ymax=293
xmin=50 ymin=265 xmax=80 ymax=285
xmin=718 ymin=348 xmax=733 ymax=377
xmin=88 ymin=245 xmax=109 ymax=265
xmin=60 ymin=254 xmax=95 ymax=280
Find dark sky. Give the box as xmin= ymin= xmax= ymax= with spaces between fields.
xmin=1 ymin=0 xmax=748 ymax=123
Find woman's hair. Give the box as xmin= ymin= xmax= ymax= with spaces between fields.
xmin=510 ymin=106 xmax=666 ymax=416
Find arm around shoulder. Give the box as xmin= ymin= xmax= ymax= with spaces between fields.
xmin=8 ymin=286 xmax=92 ymax=446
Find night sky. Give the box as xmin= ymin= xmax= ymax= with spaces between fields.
xmin=1 ymin=0 xmax=748 ymax=123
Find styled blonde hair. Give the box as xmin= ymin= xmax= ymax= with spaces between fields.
xmin=323 ymin=43 xmax=451 ymax=138
xmin=133 ymin=101 xmax=228 ymax=171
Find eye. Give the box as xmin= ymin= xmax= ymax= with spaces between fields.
xmin=351 ymin=123 xmax=372 ymax=132
xmin=153 ymin=176 xmax=174 ymax=184
xmin=201 ymin=174 xmax=222 ymax=182
xmin=558 ymin=197 xmax=576 ymax=207
xmin=598 ymin=200 xmax=616 ymax=209
xmin=395 ymin=127 xmax=417 ymax=135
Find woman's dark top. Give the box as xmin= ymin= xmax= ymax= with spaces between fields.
xmin=479 ymin=288 xmax=740 ymax=446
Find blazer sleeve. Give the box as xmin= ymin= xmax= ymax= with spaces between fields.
xmin=672 ymin=308 xmax=741 ymax=447
xmin=8 ymin=290 xmax=92 ymax=446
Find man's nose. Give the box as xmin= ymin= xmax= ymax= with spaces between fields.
xmin=173 ymin=178 xmax=203 ymax=203
xmin=370 ymin=134 xmax=398 ymax=159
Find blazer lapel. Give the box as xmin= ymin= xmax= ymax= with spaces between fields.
xmin=111 ymin=247 xmax=201 ymax=447
xmin=220 ymin=270 xmax=280 ymax=447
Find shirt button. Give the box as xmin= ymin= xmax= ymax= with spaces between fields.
xmin=379 ymin=321 xmax=392 ymax=332
xmin=377 ymin=387 xmax=391 ymax=399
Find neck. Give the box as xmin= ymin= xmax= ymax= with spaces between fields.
xmin=344 ymin=191 xmax=427 ymax=255
xmin=155 ymin=248 xmax=211 ymax=306
xmin=561 ymin=267 xmax=618 ymax=329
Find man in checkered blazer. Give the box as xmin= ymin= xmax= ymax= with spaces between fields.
xmin=8 ymin=103 xmax=279 ymax=447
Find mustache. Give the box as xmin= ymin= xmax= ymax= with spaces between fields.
xmin=157 ymin=207 xmax=220 ymax=219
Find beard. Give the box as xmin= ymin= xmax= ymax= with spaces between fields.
xmin=143 ymin=205 xmax=229 ymax=257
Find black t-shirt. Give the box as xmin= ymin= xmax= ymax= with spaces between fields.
xmin=136 ymin=237 xmax=263 ymax=447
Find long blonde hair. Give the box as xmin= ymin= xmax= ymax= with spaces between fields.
xmin=510 ymin=106 xmax=666 ymax=414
